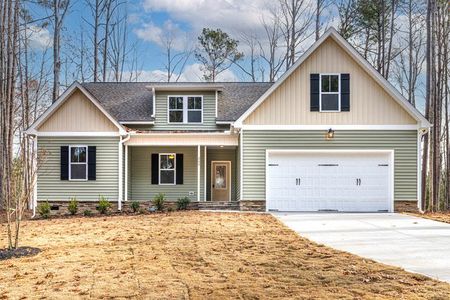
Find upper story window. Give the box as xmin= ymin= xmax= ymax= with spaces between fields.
xmin=320 ymin=74 xmax=340 ymax=112
xmin=69 ymin=145 xmax=87 ymax=180
xmin=168 ymin=96 xmax=203 ymax=123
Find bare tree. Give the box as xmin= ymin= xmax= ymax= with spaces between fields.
xmin=336 ymin=0 xmax=358 ymax=39
xmin=83 ymin=0 xmax=103 ymax=82
xmin=233 ymin=32 xmax=261 ymax=82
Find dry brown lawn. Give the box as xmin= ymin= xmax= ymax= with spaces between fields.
xmin=408 ymin=212 xmax=450 ymax=224
xmin=1 ymin=211 xmax=450 ymax=299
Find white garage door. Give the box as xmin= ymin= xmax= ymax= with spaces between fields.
xmin=267 ymin=151 xmax=392 ymax=212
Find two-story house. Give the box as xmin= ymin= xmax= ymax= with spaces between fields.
xmin=26 ymin=28 xmax=430 ymax=214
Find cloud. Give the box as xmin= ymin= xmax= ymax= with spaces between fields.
xmin=134 ymin=20 xmax=191 ymax=51
xmin=27 ymin=25 xmax=52 ymax=50
xmin=123 ymin=63 xmax=238 ymax=82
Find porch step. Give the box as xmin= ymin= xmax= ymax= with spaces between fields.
xmin=198 ymin=201 xmax=240 ymax=211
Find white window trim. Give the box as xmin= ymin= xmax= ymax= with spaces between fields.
xmin=319 ymin=73 xmax=341 ymax=112
xmin=69 ymin=145 xmax=88 ymax=181
xmin=158 ymin=153 xmax=176 ymax=185
xmin=167 ymin=95 xmax=203 ymax=124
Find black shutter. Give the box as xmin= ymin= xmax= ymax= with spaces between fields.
xmin=341 ymin=73 xmax=350 ymax=111
xmin=176 ymin=154 xmax=183 ymax=185
xmin=310 ymin=73 xmax=320 ymax=111
xmin=151 ymin=154 xmax=159 ymax=184
xmin=60 ymin=146 xmax=69 ymax=180
xmin=88 ymin=146 xmax=96 ymax=180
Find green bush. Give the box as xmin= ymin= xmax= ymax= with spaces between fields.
xmin=138 ymin=207 xmax=146 ymax=214
xmin=152 ymin=193 xmax=165 ymax=211
xmin=83 ymin=209 xmax=92 ymax=217
xmin=167 ymin=206 xmax=174 ymax=212
xmin=68 ymin=197 xmax=78 ymax=215
xmin=176 ymin=197 xmax=191 ymax=210
xmin=97 ymin=196 xmax=111 ymax=214
xmin=130 ymin=201 xmax=140 ymax=213
xmin=37 ymin=201 xmax=51 ymax=219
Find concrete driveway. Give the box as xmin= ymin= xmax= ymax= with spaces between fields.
xmin=273 ymin=212 xmax=450 ymax=283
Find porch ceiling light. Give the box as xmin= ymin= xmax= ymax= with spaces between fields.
xmin=326 ymin=128 xmax=335 ymax=140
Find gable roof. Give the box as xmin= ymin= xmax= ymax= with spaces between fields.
xmin=234 ymin=27 xmax=431 ymax=128
xmin=26 ymin=82 xmax=127 ymax=135
xmin=80 ymin=82 xmax=272 ymax=122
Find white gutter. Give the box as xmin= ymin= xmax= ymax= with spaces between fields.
xmin=118 ymin=133 xmax=131 ymax=210
xmin=30 ymin=134 xmax=38 ymax=218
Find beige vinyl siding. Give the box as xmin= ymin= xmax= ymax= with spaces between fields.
xmin=37 ymin=137 xmax=119 ymax=201
xmin=244 ymin=38 xmax=416 ymax=125
xmin=242 ymin=130 xmax=417 ymax=202
xmin=38 ymin=90 xmax=119 ymax=132
xmin=130 ymin=146 xmax=205 ymax=201
xmin=152 ymin=91 xmax=219 ymax=130
xmin=206 ymin=148 xmax=237 ymax=201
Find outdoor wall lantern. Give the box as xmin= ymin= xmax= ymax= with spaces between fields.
xmin=326 ymin=128 xmax=335 ymax=140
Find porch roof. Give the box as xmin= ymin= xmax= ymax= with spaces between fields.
xmin=125 ymin=131 xmax=238 ymax=146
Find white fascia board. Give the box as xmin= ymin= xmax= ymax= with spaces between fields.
xmin=130 ymin=131 xmax=233 ymax=136
xmin=36 ymin=132 xmax=121 ymax=137
xmin=120 ymin=121 xmax=155 ymax=125
xmin=26 ymin=82 xmax=127 ymax=135
xmin=240 ymin=125 xmax=420 ymax=130
xmin=234 ymin=27 xmax=430 ymax=129
xmin=148 ymin=85 xmax=224 ymax=91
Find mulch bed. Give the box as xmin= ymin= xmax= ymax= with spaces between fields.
xmin=0 ymin=247 xmax=41 ymax=261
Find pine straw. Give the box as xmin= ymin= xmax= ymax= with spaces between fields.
xmin=1 ymin=211 xmax=450 ymax=299
xmin=407 ymin=212 xmax=450 ymax=225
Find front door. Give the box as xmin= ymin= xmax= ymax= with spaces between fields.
xmin=211 ymin=161 xmax=231 ymax=201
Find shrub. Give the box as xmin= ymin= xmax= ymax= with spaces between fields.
xmin=37 ymin=201 xmax=51 ymax=219
xmin=83 ymin=209 xmax=92 ymax=217
xmin=167 ymin=206 xmax=174 ymax=212
xmin=97 ymin=196 xmax=111 ymax=214
xmin=176 ymin=197 xmax=191 ymax=210
xmin=130 ymin=201 xmax=140 ymax=213
xmin=68 ymin=197 xmax=78 ymax=215
xmin=152 ymin=193 xmax=165 ymax=211
xmin=138 ymin=207 xmax=146 ymax=214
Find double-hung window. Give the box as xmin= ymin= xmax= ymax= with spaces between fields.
xmin=168 ymin=96 xmax=202 ymax=123
xmin=320 ymin=74 xmax=340 ymax=112
xmin=69 ymin=146 xmax=87 ymax=180
xmin=159 ymin=153 xmax=176 ymax=185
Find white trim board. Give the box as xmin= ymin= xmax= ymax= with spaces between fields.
xmin=26 ymin=82 xmax=127 ymax=135
xmin=35 ymin=132 xmax=121 ymax=137
xmin=240 ymin=125 xmax=420 ymax=130
xmin=234 ymin=27 xmax=430 ymax=129
xmin=265 ymin=149 xmax=395 ymax=213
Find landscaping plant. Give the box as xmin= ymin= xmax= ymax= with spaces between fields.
xmin=37 ymin=201 xmax=51 ymax=219
xmin=83 ymin=210 xmax=92 ymax=217
xmin=152 ymin=193 xmax=166 ymax=211
xmin=68 ymin=197 xmax=78 ymax=215
xmin=97 ymin=196 xmax=111 ymax=214
xmin=130 ymin=201 xmax=140 ymax=213
xmin=176 ymin=197 xmax=190 ymax=210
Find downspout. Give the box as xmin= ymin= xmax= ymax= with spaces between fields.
xmin=29 ymin=134 xmax=38 ymax=218
xmin=417 ymin=127 xmax=429 ymax=213
xmin=118 ymin=133 xmax=131 ymax=211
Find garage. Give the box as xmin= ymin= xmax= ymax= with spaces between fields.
xmin=266 ymin=150 xmax=393 ymax=212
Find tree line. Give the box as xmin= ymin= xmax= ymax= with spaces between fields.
xmin=0 ymin=0 xmax=449 ymax=249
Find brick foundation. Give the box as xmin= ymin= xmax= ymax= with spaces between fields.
xmin=394 ymin=201 xmax=419 ymax=213
xmin=239 ymin=200 xmax=266 ymax=212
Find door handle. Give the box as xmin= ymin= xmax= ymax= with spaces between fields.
xmin=295 ymin=178 xmax=301 ymax=186
xmin=356 ymin=178 xmax=362 ymax=186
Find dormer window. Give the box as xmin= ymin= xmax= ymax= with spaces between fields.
xmin=168 ymin=96 xmax=203 ymax=123
xmin=320 ymin=74 xmax=340 ymax=112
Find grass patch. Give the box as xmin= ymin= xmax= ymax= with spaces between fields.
xmin=1 ymin=211 xmax=449 ymax=299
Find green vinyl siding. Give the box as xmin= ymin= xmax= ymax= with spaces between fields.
xmin=236 ymin=143 xmax=241 ymax=201
xmin=130 ymin=146 xmax=205 ymax=201
xmin=242 ymin=130 xmax=417 ymax=201
xmin=206 ymin=148 xmax=237 ymax=201
xmin=153 ymin=91 xmax=219 ymax=130
xmin=37 ymin=137 xmax=119 ymax=201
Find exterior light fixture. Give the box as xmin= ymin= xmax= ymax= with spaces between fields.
xmin=326 ymin=128 xmax=335 ymax=140
xmin=220 ymin=145 xmax=224 ymax=148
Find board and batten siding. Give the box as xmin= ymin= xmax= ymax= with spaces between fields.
xmin=37 ymin=137 xmax=119 ymax=201
xmin=243 ymin=38 xmax=416 ymax=126
xmin=241 ymin=130 xmax=417 ymax=202
xmin=152 ymin=91 xmax=219 ymax=130
xmin=129 ymin=146 xmax=205 ymax=201
xmin=206 ymin=148 xmax=237 ymax=201
xmin=38 ymin=90 xmax=118 ymax=132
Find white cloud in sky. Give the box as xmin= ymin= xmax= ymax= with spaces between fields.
xmin=27 ymin=25 xmax=52 ymax=50
xmin=134 ymin=20 xmax=191 ymax=51
xmin=126 ymin=63 xmax=238 ymax=82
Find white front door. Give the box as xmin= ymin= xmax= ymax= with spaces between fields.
xmin=211 ymin=161 xmax=231 ymax=201
xmin=267 ymin=151 xmax=392 ymax=212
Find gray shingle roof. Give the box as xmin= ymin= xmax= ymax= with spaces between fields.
xmin=81 ymin=82 xmax=273 ymax=122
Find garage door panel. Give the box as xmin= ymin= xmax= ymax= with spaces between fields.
xmin=267 ymin=151 xmax=392 ymax=212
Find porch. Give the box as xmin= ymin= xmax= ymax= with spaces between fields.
xmin=124 ymin=132 xmax=239 ymax=203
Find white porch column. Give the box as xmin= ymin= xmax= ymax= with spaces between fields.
xmin=204 ymin=146 xmax=207 ymax=201
xmin=118 ymin=138 xmax=123 ymax=210
xmin=197 ymin=145 xmax=201 ymax=201
xmin=125 ymin=145 xmax=128 ymax=202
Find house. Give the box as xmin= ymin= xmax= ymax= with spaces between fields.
xmin=26 ymin=28 xmax=430 ymax=214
